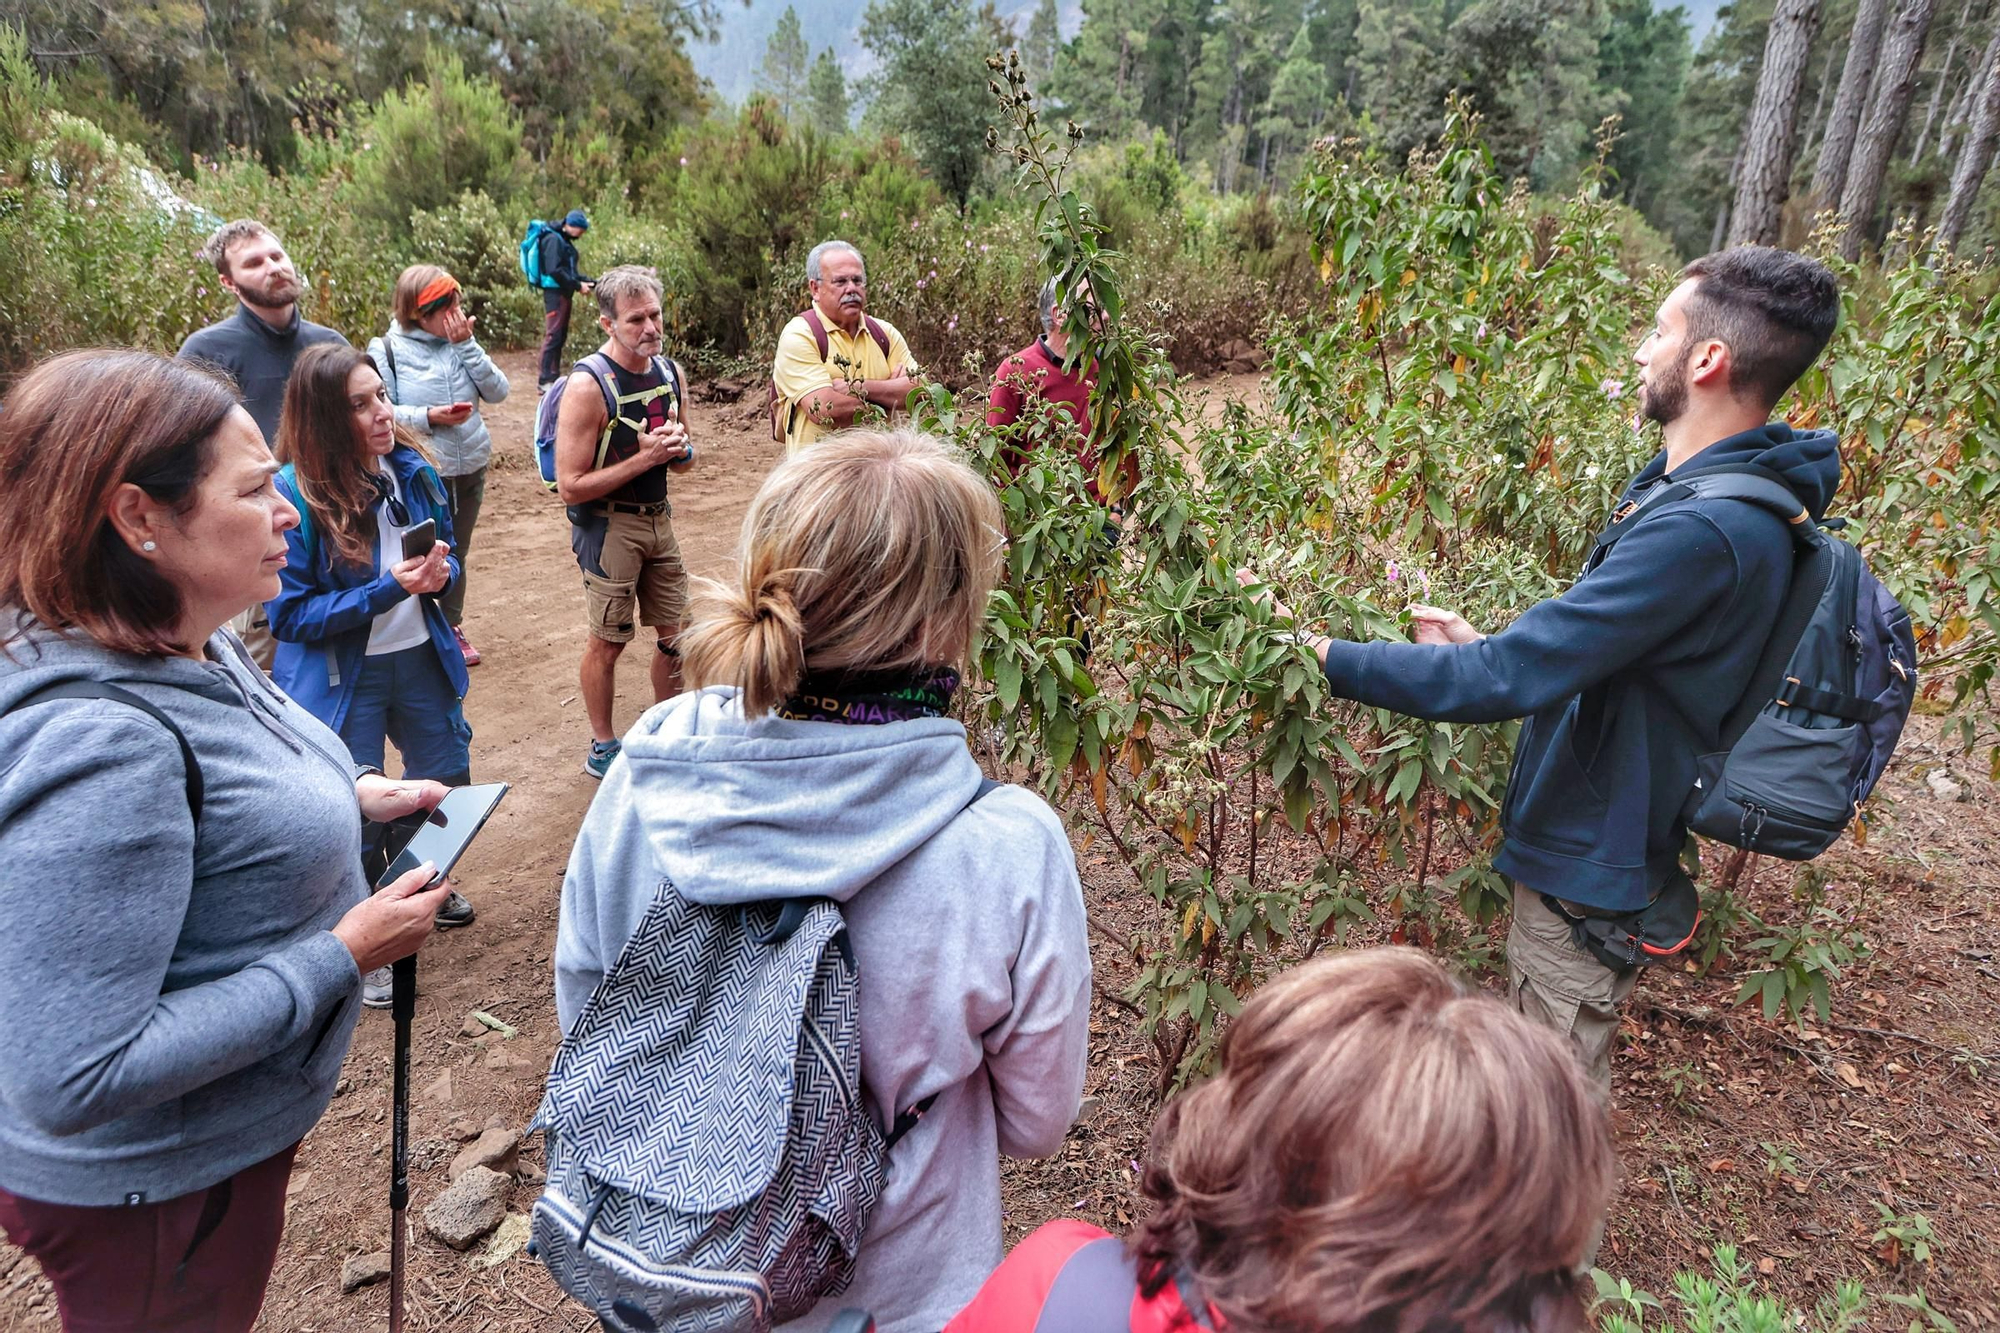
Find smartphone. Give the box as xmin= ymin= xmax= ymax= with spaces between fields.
xmin=371 ymin=782 xmax=510 ymax=889
xmin=400 ymin=518 xmax=438 ymax=562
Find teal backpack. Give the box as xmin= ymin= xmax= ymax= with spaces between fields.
xmin=520 ymin=220 xmax=558 ymax=289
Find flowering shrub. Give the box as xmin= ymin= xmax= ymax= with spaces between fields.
xmin=953 ymin=75 xmax=2000 ymax=1090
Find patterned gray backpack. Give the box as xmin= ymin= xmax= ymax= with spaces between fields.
xmin=526 ymin=780 xmax=998 ymax=1331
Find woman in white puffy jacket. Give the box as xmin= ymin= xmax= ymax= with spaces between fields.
xmin=367 ymin=265 xmax=509 ymax=664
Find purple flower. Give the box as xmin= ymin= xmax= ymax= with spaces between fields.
xmin=679 ymin=155 xmax=689 ymax=166
xmin=1386 ymin=560 xmax=1400 ymax=584
xmin=1602 ymin=379 xmax=1625 ymax=400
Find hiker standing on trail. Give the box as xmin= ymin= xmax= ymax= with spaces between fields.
xmin=368 ymin=265 xmax=510 ymax=668
xmin=265 ymin=342 xmax=480 ymax=1007
xmin=178 ymin=218 xmax=349 ymax=668
xmin=0 ymin=350 xmax=453 ymax=1333
xmin=946 ymin=948 xmax=1611 ymax=1333
xmin=771 ymin=240 xmax=919 ymax=453
xmin=531 ymin=209 xmax=595 ymax=391
xmin=547 ymin=429 xmax=1090 ymax=1333
xmin=986 ymin=277 xmax=1136 ymax=525
xmin=551 ymin=266 xmax=694 ymax=781
xmin=1244 ymin=246 xmax=1844 ymax=1090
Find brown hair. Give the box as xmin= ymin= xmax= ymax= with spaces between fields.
xmin=680 ymin=429 xmax=1004 ymax=715
xmin=391 ymin=263 xmax=455 ymax=328
xmin=0 ymin=349 xmax=241 ymax=657
xmin=1133 ymin=948 xmax=1613 ymax=1333
xmin=197 ymin=219 xmax=278 ymax=278
xmin=274 ymin=343 xmax=431 ymax=569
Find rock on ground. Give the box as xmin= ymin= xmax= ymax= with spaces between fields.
xmin=449 ymin=1126 xmax=520 ymax=1181
xmin=421 ymin=1166 xmax=512 ymax=1250
xmin=340 ymin=1251 xmax=391 ymax=1294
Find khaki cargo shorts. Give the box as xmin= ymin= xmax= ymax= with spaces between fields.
xmin=583 ymin=509 xmax=688 ymax=644
xmin=1507 ymin=888 xmax=1639 ymax=1090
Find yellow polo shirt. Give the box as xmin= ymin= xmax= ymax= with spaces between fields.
xmin=772 ymin=311 xmax=916 ymax=453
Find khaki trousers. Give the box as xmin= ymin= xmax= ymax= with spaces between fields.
xmin=1507 ymin=888 xmax=1639 ymax=1091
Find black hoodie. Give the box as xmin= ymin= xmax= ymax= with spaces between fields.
xmin=1321 ymin=424 xmax=1844 ymax=911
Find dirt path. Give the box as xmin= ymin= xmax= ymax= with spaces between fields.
xmin=2 ymin=354 xmax=1995 ymax=1328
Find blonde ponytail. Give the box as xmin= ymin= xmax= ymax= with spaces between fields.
xmin=681 ymin=429 xmax=1003 ymax=716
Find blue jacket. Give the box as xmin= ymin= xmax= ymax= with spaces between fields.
xmin=1321 ymin=424 xmax=1843 ymax=911
xmin=266 ymin=446 xmax=468 ymax=734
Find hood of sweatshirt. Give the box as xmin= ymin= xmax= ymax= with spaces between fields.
xmin=1631 ymin=422 xmax=1843 ymax=519
xmin=609 ymin=686 xmax=987 ymax=907
xmin=0 ymin=616 xmax=281 ymax=715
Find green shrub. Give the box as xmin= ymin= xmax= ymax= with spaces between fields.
xmin=349 ymin=51 xmax=525 ymax=230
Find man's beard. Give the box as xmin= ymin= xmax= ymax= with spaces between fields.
xmin=240 ymin=272 xmax=300 ymax=310
xmin=1640 ymin=346 xmax=1691 ymax=426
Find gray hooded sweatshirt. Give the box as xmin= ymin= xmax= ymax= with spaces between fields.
xmin=0 ymin=622 xmax=367 ymax=1206
xmin=554 ymin=687 xmax=1092 ymax=1333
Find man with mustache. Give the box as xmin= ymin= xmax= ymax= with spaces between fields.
xmin=178 ymin=219 xmax=349 ymax=666
xmin=771 ymin=240 xmax=919 ymax=454
xmin=1249 ymin=246 xmax=1843 ymax=1092
xmin=551 ymin=266 xmax=695 ymax=781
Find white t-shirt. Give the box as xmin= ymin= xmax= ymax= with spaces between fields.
xmin=365 ymin=468 xmax=432 ymax=657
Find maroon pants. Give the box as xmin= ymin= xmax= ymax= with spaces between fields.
xmin=0 ymin=1143 xmax=299 ymax=1333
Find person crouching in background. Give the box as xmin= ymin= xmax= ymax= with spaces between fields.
xmin=266 ymin=343 xmax=478 ymax=1006
xmin=368 ymin=265 xmax=509 ymax=666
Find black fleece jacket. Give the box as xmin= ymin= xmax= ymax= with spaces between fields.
xmin=1320 ymin=424 xmax=1843 ymax=910
xmin=177 ymin=305 xmax=348 ymax=443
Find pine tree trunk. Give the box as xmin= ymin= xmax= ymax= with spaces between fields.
xmin=1713 ymin=139 xmax=1748 ymax=251
xmin=1909 ymin=0 xmax=1975 ymax=164
xmin=1936 ymin=24 xmax=2000 ymax=254
xmin=1812 ymin=0 xmax=1892 ymax=210
xmin=1837 ymin=0 xmax=1941 ymax=259
xmin=1733 ymin=0 xmax=1825 ymax=245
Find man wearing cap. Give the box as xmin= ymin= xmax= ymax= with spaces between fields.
xmin=537 ymin=209 xmax=597 ymax=391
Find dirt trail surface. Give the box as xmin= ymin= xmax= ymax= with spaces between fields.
xmin=3 ymin=353 xmax=1998 ymax=1328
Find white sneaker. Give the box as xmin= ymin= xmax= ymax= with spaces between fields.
xmin=362 ymin=966 xmax=392 ymax=1009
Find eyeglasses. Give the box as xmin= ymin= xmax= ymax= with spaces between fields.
xmin=369 ymin=473 xmax=410 ymax=526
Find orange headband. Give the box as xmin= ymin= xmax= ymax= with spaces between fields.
xmin=416 ymin=274 xmax=461 ymax=311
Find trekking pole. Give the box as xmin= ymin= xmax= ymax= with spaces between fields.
xmin=388 ymin=954 xmax=417 ymax=1333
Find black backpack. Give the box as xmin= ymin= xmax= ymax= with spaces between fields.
xmin=1593 ymin=465 xmax=1917 ymax=859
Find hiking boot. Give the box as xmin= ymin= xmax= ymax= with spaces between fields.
xmin=583 ymin=737 xmax=621 ymax=780
xmin=453 ymin=624 xmax=481 ymax=667
xmin=434 ymin=891 xmax=476 ymax=928
xmin=362 ymin=966 xmax=392 ymax=1009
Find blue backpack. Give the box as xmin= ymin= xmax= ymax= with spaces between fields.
xmin=1594 ymin=466 xmax=1917 ymax=859
xmin=520 ymin=220 xmax=558 ymax=290
xmin=534 ymin=353 xmax=684 ymax=494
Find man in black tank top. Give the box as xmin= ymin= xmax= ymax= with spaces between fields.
xmin=550 ymin=266 xmax=696 ymax=780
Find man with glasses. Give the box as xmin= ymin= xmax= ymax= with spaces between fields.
xmin=770 ymin=240 xmax=920 ymax=454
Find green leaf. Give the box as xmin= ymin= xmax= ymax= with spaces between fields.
xmin=995 ymin=654 xmax=1022 ymax=712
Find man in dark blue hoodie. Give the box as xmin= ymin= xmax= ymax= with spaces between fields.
xmin=1257 ymin=246 xmax=1842 ymax=1086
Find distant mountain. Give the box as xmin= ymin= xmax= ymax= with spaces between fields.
xmin=691 ymin=0 xmax=1080 ymax=109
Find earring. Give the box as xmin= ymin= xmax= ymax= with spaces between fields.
xmin=141 ymin=540 xmax=157 ymax=552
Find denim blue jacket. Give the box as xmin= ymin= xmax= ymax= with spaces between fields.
xmin=266 ymin=445 xmax=468 ymax=733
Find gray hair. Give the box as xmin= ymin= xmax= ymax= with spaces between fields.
xmin=594 ymin=265 xmax=664 ymax=319
xmin=806 ymin=240 xmax=865 ymax=282
xmin=1038 ymin=278 xmax=1060 ymax=334
xmin=198 ymin=219 xmax=280 ymax=277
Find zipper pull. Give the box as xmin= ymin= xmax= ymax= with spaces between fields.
xmin=1847 ymin=625 xmax=1863 ymax=656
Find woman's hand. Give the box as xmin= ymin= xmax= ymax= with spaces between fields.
xmin=1409 ymin=604 xmax=1484 ymax=645
xmin=332 ymin=863 xmax=455 ymax=975
xmin=1234 ymin=567 xmax=1296 ymax=622
xmin=391 ymin=542 xmax=450 ymax=596
xmin=427 ymin=402 xmax=476 ymax=428
xmin=356 ymin=774 xmax=448 ymax=822
xmin=441 ymin=307 xmax=476 ymax=344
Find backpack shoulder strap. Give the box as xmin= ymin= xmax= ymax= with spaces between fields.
xmin=863 ymin=315 xmax=892 ymax=360
xmin=1678 ymin=466 xmax=1824 ymax=550
xmin=5 ymin=681 xmax=203 ymax=822
xmin=574 ymin=354 xmax=621 ymax=469
xmin=803 ymin=308 xmax=831 ymax=361
xmin=379 ymin=329 xmax=399 ymax=395
xmin=277 ymin=462 xmax=316 ymax=570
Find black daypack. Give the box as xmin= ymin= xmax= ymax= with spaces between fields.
xmin=1592 ymin=464 xmax=1917 ymax=860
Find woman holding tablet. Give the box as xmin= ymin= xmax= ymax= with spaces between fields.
xmin=0 ymin=349 xmax=455 ymax=1333
xmin=266 ymin=343 xmax=479 ymax=996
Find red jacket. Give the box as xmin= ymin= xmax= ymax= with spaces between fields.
xmin=986 ymin=339 xmax=1138 ymax=505
xmin=944 ymin=1220 xmax=1212 ymax=1333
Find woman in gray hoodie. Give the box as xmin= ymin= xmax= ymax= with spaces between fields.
xmin=368 ymin=265 xmax=510 ymax=664
xmin=0 ymin=350 xmax=459 ymax=1333
xmin=552 ymin=429 xmax=1093 ymax=1333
